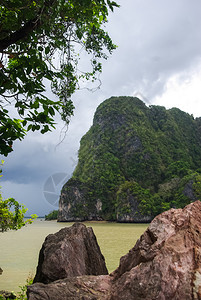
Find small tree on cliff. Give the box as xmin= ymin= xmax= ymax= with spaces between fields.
xmin=0 ymin=0 xmax=119 ymax=156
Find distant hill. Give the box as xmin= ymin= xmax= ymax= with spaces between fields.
xmin=58 ymin=96 xmax=201 ymax=222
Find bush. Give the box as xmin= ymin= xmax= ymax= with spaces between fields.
xmin=45 ymin=210 xmax=58 ymax=220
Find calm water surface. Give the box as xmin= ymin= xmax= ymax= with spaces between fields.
xmin=0 ymin=219 xmax=148 ymax=292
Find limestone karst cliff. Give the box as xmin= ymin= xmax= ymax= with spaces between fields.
xmin=58 ymin=96 xmax=201 ymax=222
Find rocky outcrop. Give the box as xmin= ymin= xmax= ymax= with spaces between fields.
xmin=28 ymin=276 xmax=111 ymax=300
xmin=58 ymin=179 xmax=103 ymax=222
xmin=28 ymin=201 xmax=201 ymax=300
xmin=110 ymin=200 xmax=201 ymax=299
xmin=116 ymin=195 xmax=152 ymax=223
xmin=116 ymin=181 xmax=153 ymax=223
xmin=59 ymin=96 xmax=201 ymax=222
xmin=33 ymin=222 xmax=108 ymax=284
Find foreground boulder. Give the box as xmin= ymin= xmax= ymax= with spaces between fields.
xmin=28 ymin=201 xmax=201 ymax=300
xmin=28 ymin=275 xmax=111 ymax=300
xmin=110 ymin=200 xmax=201 ymax=299
xmin=33 ymin=222 xmax=108 ymax=284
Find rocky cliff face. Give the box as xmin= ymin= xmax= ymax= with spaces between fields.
xmin=58 ymin=96 xmax=201 ymax=222
xmin=59 ymin=179 xmax=103 ymax=222
xmin=28 ymin=201 xmax=201 ymax=300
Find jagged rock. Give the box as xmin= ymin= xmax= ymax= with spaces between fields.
xmin=33 ymin=222 xmax=108 ymax=284
xmin=110 ymin=200 xmax=201 ymax=299
xmin=28 ymin=201 xmax=201 ymax=300
xmin=28 ymin=275 xmax=111 ymax=300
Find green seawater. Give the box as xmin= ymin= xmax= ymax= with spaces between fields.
xmin=0 ymin=219 xmax=148 ymax=292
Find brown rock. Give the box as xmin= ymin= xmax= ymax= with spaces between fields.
xmin=110 ymin=200 xmax=201 ymax=300
xmin=0 ymin=267 xmax=3 ymax=275
xmin=28 ymin=201 xmax=201 ymax=300
xmin=28 ymin=275 xmax=111 ymax=300
xmin=33 ymin=222 xmax=108 ymax=284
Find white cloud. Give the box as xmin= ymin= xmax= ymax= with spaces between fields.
xmin=153 ymin=62 xmax=201 ymax=117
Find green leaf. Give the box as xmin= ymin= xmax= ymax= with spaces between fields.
xmin=27 ymin=124 xmax=32 ymax=131
xmin=45 ymin=46 xmax=50 ymax=55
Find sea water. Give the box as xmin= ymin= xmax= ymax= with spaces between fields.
xmin=0 ymin=219 xmax=148 ymax=292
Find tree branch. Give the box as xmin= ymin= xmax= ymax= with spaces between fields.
xmin=0 ymin=17 xmax=41 ymax=52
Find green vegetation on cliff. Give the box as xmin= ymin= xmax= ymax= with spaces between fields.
xmin=45 ymin=210 xmax=58 ymax=220
xmin=59 ymin=96 xmax=201 ymax=222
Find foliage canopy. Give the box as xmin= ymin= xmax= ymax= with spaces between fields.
xmin=0 ymin=0 xmax=119 ymax=156
xmin=0 ymin=196 xmax=37 ymax=232
xmin=45 ymin=209 xmax=58 ymax=220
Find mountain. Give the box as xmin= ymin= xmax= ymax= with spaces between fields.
xmin=58 ymin=96 xmax=201 ymax=222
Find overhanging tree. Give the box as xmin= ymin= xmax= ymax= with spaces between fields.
xmin=0 ymin=0 xmax=119 ymax=156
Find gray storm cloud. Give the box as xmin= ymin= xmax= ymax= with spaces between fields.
xmin=1 ymin=0 xmax=201 ymax=215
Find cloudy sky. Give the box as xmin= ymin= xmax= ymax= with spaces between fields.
xmin=1 ymin=0 xmax=201 ymax=216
